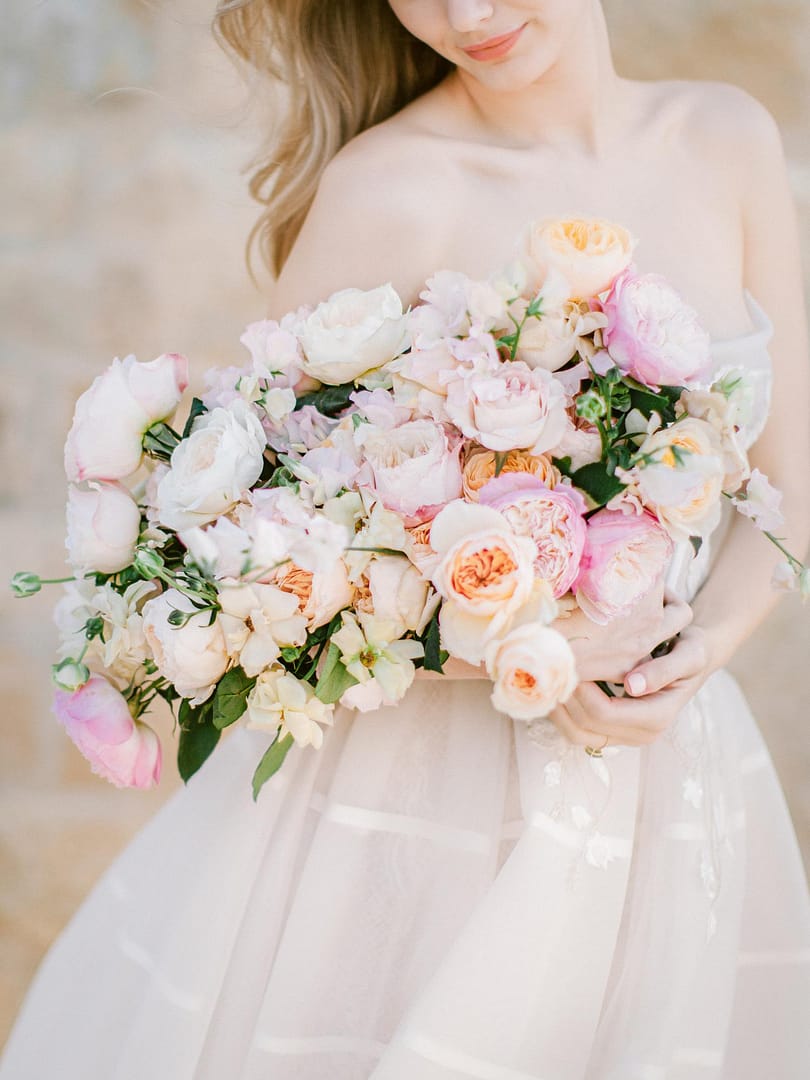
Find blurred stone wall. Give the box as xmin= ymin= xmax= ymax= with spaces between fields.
xmin=1 ymin=0 xmax=808 ymax=1045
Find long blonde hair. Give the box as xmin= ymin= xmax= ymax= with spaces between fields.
xmin=213 ymin=1 xmax=452 ymax=280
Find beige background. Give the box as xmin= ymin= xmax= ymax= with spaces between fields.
xmin=1 ymin=0 xmax=809 ymax=1045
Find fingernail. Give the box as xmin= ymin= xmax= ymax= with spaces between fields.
xmin=627 ymin=673 xmax=646 ymax=696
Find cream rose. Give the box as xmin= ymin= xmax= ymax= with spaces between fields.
xmin=430 ymin=501 xmax=537 ymax=664
xmin=631 ymin=417 xmax=726 ymax=541
xmin=141 ymin=589 xmax=229 ymax=704
xmin=519 ymin=218 xmax=636 ymax=300
xmin=515 ymin=298 xmax=608 ymax=372
xmin=217 ymin=581 xmax=308 ymax=677
xmin=485 ymin=623 xmax=577 ymax=721
xmin=155 ymin=400 xmax=266 ymax=532
xmin=364 ymin=555 xmax=439 ymax=636
xmin=445 ymin=362 xmax=568 ymax=456
xmin=271 ymin=560 xmax=353 ymax=630
xmin=65 ymin=481 xmax=141 ymax=574
xmin=245 ymin=667 xmax=334 ymax=749
xmin=299 ymin=284 xmax=409 ymax=385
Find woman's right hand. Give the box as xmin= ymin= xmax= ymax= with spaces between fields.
xmin=555 ymin=583 xmax=694 ymax=685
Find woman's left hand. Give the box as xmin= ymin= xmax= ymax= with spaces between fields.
xmin=549 ymin=625 xmax=715 ymax=748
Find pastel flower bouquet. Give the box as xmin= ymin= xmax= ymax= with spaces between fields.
xmin=13 ymin=218 xmax=808 ymax=798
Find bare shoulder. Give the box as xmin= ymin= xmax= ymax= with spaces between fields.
xmin=267 ymin=106 xmax=457 ymax=319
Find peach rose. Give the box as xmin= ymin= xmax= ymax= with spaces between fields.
xmin=461 ymin=446 xmax=561 ymax=501
xmin=485 ymin=623 xmax=577 ymax=721
xmin=430 ymin=501 xmax=537 ymax=664
xmin=519 ymin=218 xmax=636 ymax=300
xmin=272 ymin=560 xmax=353 ymax=630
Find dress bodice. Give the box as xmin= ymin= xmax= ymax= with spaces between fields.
xmin=666 ymin=290 xmax=775 ymax=601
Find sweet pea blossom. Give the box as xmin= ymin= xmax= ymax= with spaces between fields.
xmin=479 ymin=474 xmax=588 ymax=598
xmin=602 ymin=270 xmax=712 ymax=389
xmin=218 ymin=580 xmax=308 ymax=676
xmin=65 ymin=353 xmax=188 ymax=482
xmin=65 ymin=481 xmax=141 ymax=574
xmin=245 ymin=668 xmax=335 ymax=749
xmin=53 ymin=675 xmax=161 ymax=789
xmin=445 ymin=361 xmax=568 ymax=456
xmin=732 ymin=468 xmax=785 ymax=533
xmin=574 ymin=509 xmax=673 ymax=625
xmin=331 ymin=611 xmax=424 ymax=705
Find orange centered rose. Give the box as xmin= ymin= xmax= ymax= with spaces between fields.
xmin=451 ymin=547 xmax=518 ymax=598
xmin=512 ymin=669 xmax=537 ymax=692
xmin=272 ymin=564 xmax=313 ymax=610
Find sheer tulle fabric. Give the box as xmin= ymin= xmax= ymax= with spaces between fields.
xmin=3 ymin=294 xmax=809 ymax=1079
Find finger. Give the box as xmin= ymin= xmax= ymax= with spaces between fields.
xmin=548 ymin=703 xmax=597 ymax=747
xmin=625 ymin=627 xmax=707 ymax=696
xmin=658 ymin=597 xmax=694 ymax=644
xmin=566 ymin=684 xmax=660 ymax=746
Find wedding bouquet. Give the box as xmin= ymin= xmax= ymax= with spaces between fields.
xmin=13 ymin=218 xmax=807 ymax=798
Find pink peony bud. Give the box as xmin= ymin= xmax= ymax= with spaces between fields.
xmin=53 ymin=675 xmax=162 ymax=789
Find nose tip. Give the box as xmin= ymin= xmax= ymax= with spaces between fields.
xmin=447 ymin=0 xmax=496 ymax=34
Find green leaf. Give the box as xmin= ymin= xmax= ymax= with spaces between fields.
xmin=422 ymin=609 xmax=445 ymax=674
xmin=295 ymin=382 xmax=355 ymax=417
xmin=314 ymin=642 xmax=359 ymax=704
xmin=181 ymin=397 xmax=208 ymax=439
xmin=212 ymin=666 xmax=256 ymax=730
xmin=177 ymin=699 xmax=220 ymax=783
xmin=252 ymin=732 xmax=295 ymax=801
xmin=571 ymin=462 xmax=626 ymax=507
xmin=552 ymin=455 xmax=573 ymax=478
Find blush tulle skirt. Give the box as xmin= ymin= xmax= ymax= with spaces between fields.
xmin=2 ymin=669 xmax=809 ymax=1080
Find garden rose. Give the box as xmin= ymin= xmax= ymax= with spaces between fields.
xmin=53 ymin=674 xmax=161 ymax=789
xmin=430 ymin=501 xmax=537 ymax=663
xmin=142 ymin=589 xmax=229 ymax=703
xmin=445 ymin=361 xmax=568 ymax=455
xmin=65 ymin=481 xmax=141 ymax=574
xmin=299 ymin=284 xmax=409 ymax=385
xmin=574 ymin=509 xmax=673 ymax=624
xmin=479 ymin=474 xmax=588 ymax=598
xmin=630 ymin=417 xmax=726 ymax=540
xmin=155 ymin=400 xmax=266 ymax=531
xmin=271 ymin=560 xmax=353 ymax=631
xmin=602 ymin=271 xmax=712 ymax=388
xmin=461 ymin=446 xmax=560 ymax=501
xmin=515 ymin=298 xmax=608 ymax=372
xmin=355 ymin=419 xmax=463 ymax=524
xmin=363 ymin=555 xmax=439 ymax=636
xmin=65 ymin=352 xmax=189 ymax=482
xmin=519 ymin=218 xmax=635 ymax=299
xmin=485 ymin=623 xmax=577 ymax=721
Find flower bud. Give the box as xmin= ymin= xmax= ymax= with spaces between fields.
xmin=52 ymin=657 xmax=91 ymax=692
xmin=133 ymin=546 xmax=166 ymax=579
xmin=11 ymin=572 xmax=43 ymax=598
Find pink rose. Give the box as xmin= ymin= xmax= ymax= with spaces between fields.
xmin=53 ymin=675 xmax=161 ymax=789
xmin=355 ymin=419 xmax=463 ymax=525
xmin=602 ymin=271 xmax=711 ymax=389
xmin=65 ymin=353 xmax=189 ymax=482
xmin=65 ymin=481 xmax=141 ymax=574
xmin=445 ymin=362 xmax=568 ymax=455
xmin=479 ymin=474 xmax=587 ymax=598
xmin=574 ymin=509 xmax=673 ymax=624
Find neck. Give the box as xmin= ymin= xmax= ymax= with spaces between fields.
xmin=448 ymin=2 xmax=624 ymax=155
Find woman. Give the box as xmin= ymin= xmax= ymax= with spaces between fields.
xmin=2 ymin=1 xmax=809 ymax=1077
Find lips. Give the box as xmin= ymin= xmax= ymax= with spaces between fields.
xmin=461 ymin=23 xmax=527 ymax=60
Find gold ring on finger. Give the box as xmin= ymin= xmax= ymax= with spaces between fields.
xmin=584 ymin=733 xmax=610 ymax=758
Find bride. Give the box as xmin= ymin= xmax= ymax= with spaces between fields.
xmin=3 ymin=1 xmax=809 ymax=1077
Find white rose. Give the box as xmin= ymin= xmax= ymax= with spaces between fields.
xmin=299 ymin=284 xmax=409 ymax=385
xmin=155 ymin=400 xmax=266 ymax=531
xmin=65 ymin=481 xmax=141 ymax=573
xmin=65 ymin=352 xmax=189 ymax=482
xmin=445 ymin=362 xmax=568 ymax=455
xmin=515 ymin=299 xmax=608 ymax=372
xmin=485 ymin=623 xmax=577 ymax=721
xmin=141 ymin=589 xmax=229 ymax=704
xmin=246 ymin=668 xmax=335 ymax=749
xmin=355 ymin=419 xmax=463 ymax=523
xmin=365 ymin=555 xmax=440 ymax=636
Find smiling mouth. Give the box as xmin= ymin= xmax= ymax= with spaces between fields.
xmin=461 ymin=23 xmax=527 ymax=60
